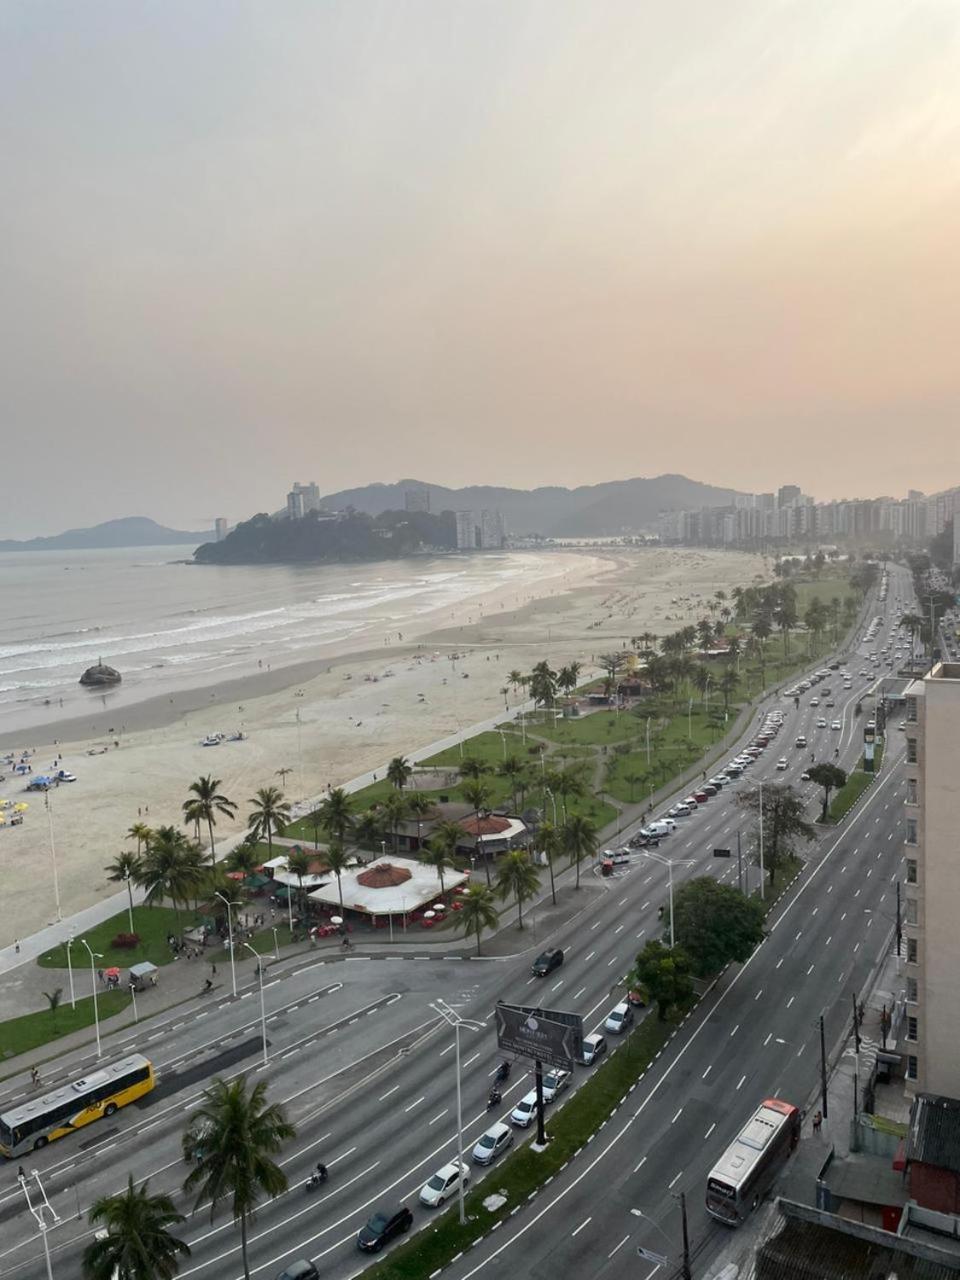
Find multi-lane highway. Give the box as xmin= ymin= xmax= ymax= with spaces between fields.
xmin=2 ymin=564 xmax=914 ymax=1280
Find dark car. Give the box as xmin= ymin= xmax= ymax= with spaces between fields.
xmin=532 ymin=948 xmax=563 ymax=977
xmin=357 ymin=1206 xmax=413 ymax=1253
xmin=276 ymin=1263 xmax=320 ymax=1280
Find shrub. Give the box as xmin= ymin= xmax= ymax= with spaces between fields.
xmin=111 ymin=932 xmax=140 ymax=950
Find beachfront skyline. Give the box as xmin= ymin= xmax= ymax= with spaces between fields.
xmin=3 ymin=2 xmax=960 ymax=536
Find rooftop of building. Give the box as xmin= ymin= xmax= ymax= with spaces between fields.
xmin=908 ymin=1093 xmax=960 ymax=1175
xmin=929 ymin=661 xmax=960 ymax=682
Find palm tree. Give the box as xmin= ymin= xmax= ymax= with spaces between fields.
xmin=386 ymin=756 xmax=413 ymax=791
xmin=422 ymin=822 xmax=461 ymax=895
xmin=185 ymin=776 xmax=238 ymax=865
xmin=316 ymin=787 xmax=354 ymax=846
xmin=324 ymin=840 xmax=351 ymax=917
xmin=182 ymin=798 xmax=204 ymax=844
xmin=378 ymin=790 xmax=409 ymax=855
xmin=183 ymin=1075 xmax=294 ymax=1280
xmin=458 ymin=883 xmax=499 ymax=955
xmin=562 ymin=814 xmax=597 ymax=890
xmin=405 ymin=791 xmax=435 ymax=848
xmin=496 ymin=850 xmax=539 ymax=929
xmin=140 ymin=827 xmax=201 ymax=931
xmin=508 ymin=669 xmax=525 ymax=695
xmin=43 ymin=987 xmax=63 ymax=1031
xmin=459 ymin=757 xmax=488 ymax=783
xmin=83 ymin=1176 xmax=190 ymax=1280
xmin=537 ymin=820 xmax=562 ymax=905
xmin=127 ymin=822 xmax=152 ymax=856
xmin=247 ymin=787 xmax=291 ymax=860
xmin=105 ymin=850 xmax=142 ymax=885
xmin=498 ymin=756 xmax=526 ymax=811
xmin=461 ymin=780 xmax=493 ymax=885
xmin=225 ymin=842 xmax=261 ymax=878
xmin=285 ymin=847 xmax=312 ymax=914
xmin=718 ymin=666 xmax=740 ymax=713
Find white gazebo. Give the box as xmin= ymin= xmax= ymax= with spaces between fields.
xmin=307 ymin=855 xmax=468 ymax=923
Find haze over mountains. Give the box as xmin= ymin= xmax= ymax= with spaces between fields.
xmin=0 ymin=517 xmax=211 ymax=552
xmin=319 ymin=474 xmax=743 ymax=537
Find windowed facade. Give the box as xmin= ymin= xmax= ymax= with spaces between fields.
xmin=906 ymin=695 xmax=918 ymax=723
xmin=907 ymin=1015 xmax=918 ymax=1042
xmin=907 ymin=936 xmax=918 ymax=964
xmin=907 ymin=976 xmax=918 ymax=1003
xmin=905 ymin=818 xmax=918 ymax=845
xmin=906 ymin=778 xmax=918 ymax=806
xmin=905 ymin=897 xmax=918 ymax=926
xmin=906 ymin=737 xmax=918 ymax=764
xmin=906 ymin=858 xmax=918 ymax=885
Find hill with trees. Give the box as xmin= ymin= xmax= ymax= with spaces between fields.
xmin=194 ymin=509 xmax=457 ymax=565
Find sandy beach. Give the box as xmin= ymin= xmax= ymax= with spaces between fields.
xmin=0 ymin=547 xmax=767 ymax=944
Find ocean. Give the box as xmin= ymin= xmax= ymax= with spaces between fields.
xmin=0 ymin=546 xmax=544 ymax=735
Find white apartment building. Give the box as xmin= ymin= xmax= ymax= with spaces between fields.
xmin=903 ymin=665 xmax=960 ymax=1096
xmin=455 ymin=510 xmax=477 ymax=550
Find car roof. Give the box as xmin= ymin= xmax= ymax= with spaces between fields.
xmin=611 ymin=1001 xmax=628 ymax=1013
xmin=584 ymin=1032 xmax=604 ymax=1044
xmin=484 ymin=1121 xmax=510 ymax=1138
xmin=434 ymin=1161 xmax=462 ymax=1177
xmin=516 ymin=1090 xmax=537 ymax=1107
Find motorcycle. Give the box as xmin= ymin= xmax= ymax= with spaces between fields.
xmin=487 ymin=1088 xmax=502 ymax=1110
xmin=494 ymin=1060 xmax=511 ymax=1084
xmin=305 ymin=1167 xmax=328 ymax=1192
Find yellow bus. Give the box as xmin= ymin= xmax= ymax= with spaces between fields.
xmin=0 ymin=1055 xmax=155 ymax=1158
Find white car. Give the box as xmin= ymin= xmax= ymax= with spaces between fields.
xmin=472 ymin=1122 xmax=513 ymax=1165
xmin=541 ymin=1069 xmax=571 ymax=1103
xmin=420 ymin=1161 xmax=470 ymax=1207
xmin=510 ymin=1092 xmax=539 ymax=1128
xmin=832 ymin=720 xmax=842 ymax=730
xmin=817 ymin=717 xmax=827 ymax=728
xmin=776 ymin=757 xmax=788 ymax=770
xmin=604 ymin=1002 xmax=634 ymax=1034
xmin=809 ymin=697 xmax=820 ymax=707
xmin=669 ymin=802 xmax=693 ymax=816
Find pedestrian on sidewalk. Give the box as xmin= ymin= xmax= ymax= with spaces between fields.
xmin=30 ymin=1067 xmax=40 ymax=1087
xmin=14 ymin=939 xmax=20 ymax=954
xmin=813 ymin=1110 xmax=823 ymax=1134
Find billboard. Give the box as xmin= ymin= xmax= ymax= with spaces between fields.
xmin=495 ymin=1002 xmax=583 ymax=1070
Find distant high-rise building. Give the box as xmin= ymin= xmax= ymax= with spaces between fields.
xmin=286 ymin=482 xmax=321 ymax=519
xmin=455 ymin=510 xmax=477 ymax=550
xmin=777 ymin=484 xmax=801 ymax=507
xmin=404 ymin=485 xmax=430 ymax=514
xmin=479 ymin=510 xmax=505 ymax=549
xmin=214 ymin=518 xmax=228 ymax=542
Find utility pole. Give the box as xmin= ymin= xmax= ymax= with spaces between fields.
xmin=852 ymin=991 xmax=861 ymax=1055
xmin=820 ymin=1014 xmax=829 ymax=1121
xmin=736 ymin=829 xmax=743 ymax=896
xmin=895 ymin=880 xmax=902 ymax=957
xmin=18 ymin=1169 xmax=59 ymax=1280
xmin=535 ymin=1060 xmax=546 ymax=1147
xmin=679 ymin=1191 xmax=692 ymax=1280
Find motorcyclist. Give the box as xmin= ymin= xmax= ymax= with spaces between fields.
xmin=487 ymin=1087 xmax=502 ymax=1107
xmin=315 ymin=1161 xmax=328 ymax=1182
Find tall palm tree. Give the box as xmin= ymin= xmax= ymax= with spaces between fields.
xmin=458 ymin=883 xmax=499 ymax=955
xmin=185 ymin=776 xmax=238 ymax=865
xmin=386 ymin=756 xmax=413 ymax=790
xmin=83 ymin=1175 xmax=190 ymax=1280
xmin=459 ymin=757 xmax=488 ymax=783
xmin=247 ymin=787 xmax=291 ymax=861
xmin=422 ymin=821 xmax=461 ymax=895
xmin=461 ymin=780 xmax=493 ymax=886
xmin=105 ymin=850 xmax=142 ymax=884
xmin=324 ymin=841 xmax=351 ymax=917
xmin=405 ymin=791 xmax=435 ymax=848
xmin=537 ymin=820 xmax=562 ymax=906
xmin=182 ymin=798 xmax=204 ymax=844
xmin=127 ymin=822 xmax=152 ymax=856
xmin=496 ymin=850 xmax=540 ymax=929
xmin=718 ymin=666 xmax=740 ymax=713
xmin=316 ymin=787 xmax=354 ymax=846
xmin=183 ymin=1075 xmax=294 ymax=1280
xmin=508 ymin=669 xmax=524 ymax=695
xmin=498 ymin=755 xmax=526 ymax=811
xmin=140 ymin=827 xmax=201 ymax=931
xmin=285 ymin=847 xmax=312 ymax=914
xmin=562 ymin=814 xmax=597 ymax=890
xmin=378 ymin=791 xmax=409 ymax=856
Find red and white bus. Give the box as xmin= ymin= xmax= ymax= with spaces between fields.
xmin=705 ymin=1097 xmax=800 ymax=1225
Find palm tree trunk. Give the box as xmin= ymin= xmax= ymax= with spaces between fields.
xmin=475 ymin=923 xmax=482 ymax=955
xmin=240 ymin=1209 xmax=251 ymax=1280
xmin=516 ymin=894 xmax=523 ymax=929
xmin=207 ymin=816 xmax=216 ymax=866
xmin=547 ymin=856 xmax=557 ymax=905
xmin=575 ymin=855 xmax=582 ymax=891
xmin=336 ymin=874 xmax=344 ymax=918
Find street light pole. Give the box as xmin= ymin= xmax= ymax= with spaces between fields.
xmin=123 ymin=871 xmax=135 ymax=935
xmin=214 ymin=891 xmax=238 ymax=997
xmin=18 ymin=1170 xmax=59 ymax=1280
xmin=66 ymin=936 xmax=76 ymax=1010
xmin=640 ymin=849 xmax=694 ymax=949
xmin=758 ymin=781 xmax=766 ymax=901
xmin=432 ymin=999 xmax=481 ymax=1227
xmin=242 ymin=943 xmax=269 ymax=1066
xmin=678 ymin=1191 xmax=692 ymax=1280
xmin=78 ymin=939 xmax=102 ymax=1058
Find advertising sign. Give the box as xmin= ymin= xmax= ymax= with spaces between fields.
xmin=495 ymin=1003 xmax=583 ymax=1070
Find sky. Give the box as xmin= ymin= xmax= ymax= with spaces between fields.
xmin=2 ymin=1 xmax=960 ymax=536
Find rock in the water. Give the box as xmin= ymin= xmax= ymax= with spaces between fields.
xmin=79 ymin=659 xmax=122 ymax=687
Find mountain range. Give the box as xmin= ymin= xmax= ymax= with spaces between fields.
xmin=318 ymin=474 xmax=744 ymax=536
xmin=0 ymin=517 xmax=212 ymax=552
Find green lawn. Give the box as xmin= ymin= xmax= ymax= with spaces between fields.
xmin=791 ymin=575 xmax=855 ymax=614
xmin=421 ymin=730 xmax=525 ymax=771
xmin=0 ymin=990 xmax=132 ymax=1061
xmin=37 ymin=905 xmax=211 ymax=970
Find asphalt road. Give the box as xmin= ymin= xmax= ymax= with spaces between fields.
xmin=2 ymin=563 xmax=913 ymax=1280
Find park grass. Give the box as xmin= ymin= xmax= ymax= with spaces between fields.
xmin=36 ymin=905 xmax=205 ymax=970
xmin=791 ymin=575 xmax=855 ymax=614
xmin=368 ymin=1011 xmax=678 ymax=1280
xmin=0 ymin=990 xmax=132 ymax=1061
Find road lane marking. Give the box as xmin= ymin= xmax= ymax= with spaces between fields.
xmin=571 ymin=1217 xmax=592 ymax=1237
xmin=404 ymin=1096 xmax=425 ymax=1113
xmin=378 ymin=1085 xmax=399 ymax=1102
xmin=704 ymin=1122 xmax=716 ymax=1139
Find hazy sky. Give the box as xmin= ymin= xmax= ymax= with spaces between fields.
xmin=2 ymin=1 xmax=960 ymax=536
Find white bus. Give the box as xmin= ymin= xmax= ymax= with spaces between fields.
xmin=705 ymin=1097 xmax=800 ymax=1225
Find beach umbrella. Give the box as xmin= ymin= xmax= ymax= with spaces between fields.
xmin=432 ymin=901 xmax=446 ymax=911
xmin=14 ymin=802 xmax=28 ymax=811
xmin=104 ymin=967 xmax=121 ymax=979
xmin=330 ymin=915 xmax=343 ymax=926
xmin=423 ymin=910 xmax=436 ymax=920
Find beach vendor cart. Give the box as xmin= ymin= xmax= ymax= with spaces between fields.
xmin=129 ymin=961 xmax=159 ymax=992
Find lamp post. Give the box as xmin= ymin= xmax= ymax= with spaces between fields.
xmin=214 ymin=891 xmax=238 ymax=997
xmin=242 ymin=943 xmax=269 ymax=1067
xmin=18 ymin=1169 xmax=59 ymax=1280
xmin=65 ymin=935 xmax=76 ymax=1010
xmin=123 ymin=870 xmax=135 ymax=935
xmin=271 ymin=927 xmax=280 ymax=960
xmin=639 ymin=849 xmax=694 ymax=949
xmin=757 ymin=780 xmax=765 ymax=900
xmin=44 ymin=792 xmax=62 ymax=923
xmin=432 ymin=999 xmax=482 ymax=1226
xmin=78 ymin=939 xmax=103 ymax=1058
xmin=129 ymin=980 xmax=139 ymax=1023
xmin=544 ymin=786 xmax=557 ymax=827
xmin=631 ymin=1195 xmax=692 ymax=1280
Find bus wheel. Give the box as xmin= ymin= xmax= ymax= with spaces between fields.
xmin=104 ymin=1103 xmax=118 ymax=1117
xmin=33 ymin=1136 xmax=48 ymax=1150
